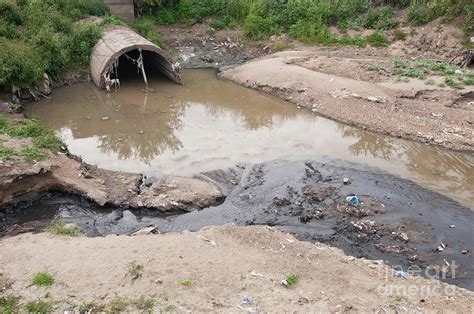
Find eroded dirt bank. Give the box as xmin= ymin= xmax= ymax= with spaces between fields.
xmin=0 ymin=103 xmax=223 ymax=211
xmin=219 ymin=50 xmax=473 ymax=151
xmin=1 ymin=225 xmax=473 ymax=312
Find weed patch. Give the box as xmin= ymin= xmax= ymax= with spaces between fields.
xmin=109 ymin=297 xmax=127 ymax=313
xmin=282 ymin=274 xmax=299 ymax=287
xmin=0 ymin=294 xmax=21 ymax=313
xmin=127 ymin=262 xmax=144 ymax=280
xmin=179 ymin=278 xmax=192 ymax=286
xmin=366 ymin=31 xmax=391 ymax=48
xmin=30 ymin=272 xmax=54 ymax=288
xmin=47 ymin=220 xmax=81 ymax=236
xmin=133 ymin=297 xmax=156 ymax=313
xmin=24 ymin=299 xmax=53 ymax=313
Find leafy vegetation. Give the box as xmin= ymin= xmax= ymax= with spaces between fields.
xmin=0 ymin=0 xmax=107 ymax=89
xmin=127 ymin=262 xmax=144 ymax=280
xmin=282 ymin=274 xmax=299 ymax=287
xmin=0 ymin=294 xmax=21 ymax=313
xmin=366 ymin=31 xmax=391 ymax=47
xmin=392 ymin=58 xmax=471 ymax=88
xmin=0 ymin=115 xmax=61 ymax=162
xmin=109 ymin=297 xmax=128 ymax=313
xmin=24 ymin=298 xmax=53 ymax=313
xmin=133 ymin=296 xmax=156 ymax=313
xmin=179 ymin=278 xmax=192 ymax=286
xmin=31 ymin=272 xmax=55 ymax=287
xmin=47 ymin=220 xmax=82 ymax=236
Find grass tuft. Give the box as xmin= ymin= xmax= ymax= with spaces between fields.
xmin=127 ymin=262 xmax=144 ymax=280
xmin=0 ymin=294 xmax=21 ymax=313
xmin=24 ymin=299 xmax=53 ymax=313
xmin=179 ymin=279 xmax=192 ymax=286
xmin=31 ymin=272 xmax=55 ymax=288
xmin=109 ymin=297 xmax=127 ymax=313
xmin=47 ymin=220 xmax=81 ymax=236
xmin=133 ymin=296 xmax=156 ymax=313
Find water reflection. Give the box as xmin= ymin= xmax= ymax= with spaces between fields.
xmin=26 ymin=69 xmax=473 ymax=208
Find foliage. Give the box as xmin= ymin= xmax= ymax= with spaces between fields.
xmin=24 ymin=299 xmax=53 ymax=313
xmin=283 ymin=274 xmax=299 ymax=287
xmin=366 ymin=31 xmax=391 ymax=47
xmin=272 ymin=43 xmax=294 ymax=52
xmin=0 ymin=142 xmax=15 ymax=161
xmin=132 ymin=16 xmax=162 ymax=46
xmin=109 ymin=297 xmax=127 ymax=313
xmin=0 ymin=294 xmax=21 ymax=313
xmin=244 ymin=13 xmax=277 ymax=40
xmin=47 ymin=220 xmax=82 ymax=236
xmin=0 ymin=0 xmax=108 ymax=90
xmin=363 ymin=6 xmax=398 ymax=30
xmin=133 ymin=297 xmax=156 ymax=313
xmin=127 ymin=262 xmax=144 ymax=279
xmin=338 ymin=35 xmax=367 ymax=47
xmin=394 ymin=28 xmax=408 ymax=40
xmin=179 ymin=278 xmax=192 ymax=286
xmin=31 ymin=272 xmax=55 ymax=287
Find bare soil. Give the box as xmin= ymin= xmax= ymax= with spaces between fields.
xmin=1 ymin=225 xmax=473 ymax=312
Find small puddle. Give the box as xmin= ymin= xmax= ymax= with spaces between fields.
xmin=26 ymin=69 xmax=473 ymax=208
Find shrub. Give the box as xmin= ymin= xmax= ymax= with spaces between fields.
xmin=0 ymin=38 xmax=45 ymax=88
xmin=363 ymin=6 xmax=398 ymax=30
xmin=0 ymin=294 xmax=21 ymax=313
xmin=70 ymin=23 xmax=101 ymax=65
xmin=244 ymin=13 xmax=278 ymax=40
xmin=338 ymin=35 xmax=367 ymax=47
xmin=366 ymin=31 xmax=391 ymax=47
xmin=406 ymin=5 xmax=433 ymax=25
xmin=289 ymin=19 xmax=336 ymax=45
xmin=133 ymin=16 xmax=162 ymax=46
xmin=394 ymin=28 xmax=407 ymax=40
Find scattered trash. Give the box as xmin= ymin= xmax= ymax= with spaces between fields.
xmin=242 ymin=296 xmax=253 ymax=305
xmin=394 ymin=271 xmax=408 ymax=279
xmin=295 ymin=297 xmax=309 ymax=305
xmin=461 ymin=249 xmax=469 ymax=254
xmin=346 ymin=195 xmax=359 ymax=207
xmin=250 ymin=271 xmax=267 ymax=279
xmin=10 ymin=95 xmax=19 ymax=104
xmin=449 ymin=224 xmax=456 ymax=228
xmin=343 ymin=177 xmax=351 ymax=185
xmin=433 ymin=242 xmax=447 ymax=252
xmin=198 ymin=235 xmax=216 ymax=246
xmin=139 ymin=130 xmax=144 ymax=135
xmin=101 ymin=116 xmax=110 ymax=121
xmin=130 ymin=225 xmax=160 ymax=236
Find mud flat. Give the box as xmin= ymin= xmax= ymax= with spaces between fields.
xmin=1 ymin=225 xmax=473 ymax=312
xmin=219 ymin=50 xmax=474 ymax=152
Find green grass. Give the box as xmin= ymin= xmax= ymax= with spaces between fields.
xmin=179 ymin=278 xmax=192 ymax=286
xmin=30 ymin=272 xmax=55 ymax=287
xmin=127 ymin=262 xmax=144 ymax=280
xmin=0 ymin=142 xmax=15 ymax=161
xmin=47 ymin=220 xmax=82 ymax=236
xmin=162 ymin=304 xmax=176 ymax=312
xmin=272 ymin=43 xmax=294 ymax=52
xmin=366 ymin=31 xmax=391 ymax=48
xmin=392 ymin=58 xmax=472 ymax=88
xmin=394 ymin=28 xmax=407 ymax=41
xmin=109 ymin=297 xmax=127 ymax=313
xmin=133 ymin=297 xmax=156 ymax=313
xmin=20 ymin=146 xmax=47 ymax=163
xmin=0 ymin=294 xmax=21 ymax=313
xmin=78 ymin=301 xmax=106 ymax=313
xmin=282 ymin=274 xmax=299 ymax=287
xmin=24 ymin=299 xmax=53 ymax=313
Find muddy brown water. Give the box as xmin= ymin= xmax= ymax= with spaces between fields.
xmin=26 ymin=69 xmax=473 ymax=208
xmin=3 ymin=69 xmax=474 ymax=290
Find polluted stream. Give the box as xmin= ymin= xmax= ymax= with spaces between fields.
xmin=3 ymin=69 xmax=474 ymax=289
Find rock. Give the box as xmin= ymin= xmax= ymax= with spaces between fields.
xmin=131 ymin=225 xmax=160 ymax=236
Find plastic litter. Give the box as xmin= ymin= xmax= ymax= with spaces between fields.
xmin=394 ymin=271 xmax=408 ymax=279
xmin=346 ymin=195 xmax=359 ymax=207
xmin=10 ymin=95 xmax=19 ymax=104
xmin=242 ymin=296 xmax=252 ymax=305
xmin=343 ymin=177 xmax=351 ymax=185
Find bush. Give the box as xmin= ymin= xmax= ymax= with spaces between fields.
xmin=0 ymin=1 xmax=22 ymax=25
xmin=0 ymin=38 xmax=45 ymax=88
xmin=406 ymin=5 xmax=433 ymax=25
xmin=70 ymin=23 xmax=101 ymax=65
xmin=289 ymin=19 xmax=336 ymax=45
xmin=366 ymin=31 xmax=391 ymax=47
xmin=133 ymin=16 xmax=162 ymax=46
xmin=338 ymin=35 xmax=367 ymax=47
xmin=363 ymin=6 xmax=398 ymax=30
xmin=244 ymin=13 xmax=278 ymax=40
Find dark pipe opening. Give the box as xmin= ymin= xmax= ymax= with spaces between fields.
xmin=112 ymin=49 xmax=167 ymax=82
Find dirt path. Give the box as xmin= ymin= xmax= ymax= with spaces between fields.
xmin=1 ymin=225 xmax=473 ymax=312
xmin=220 ymin=50 xmax=473 ymax=151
